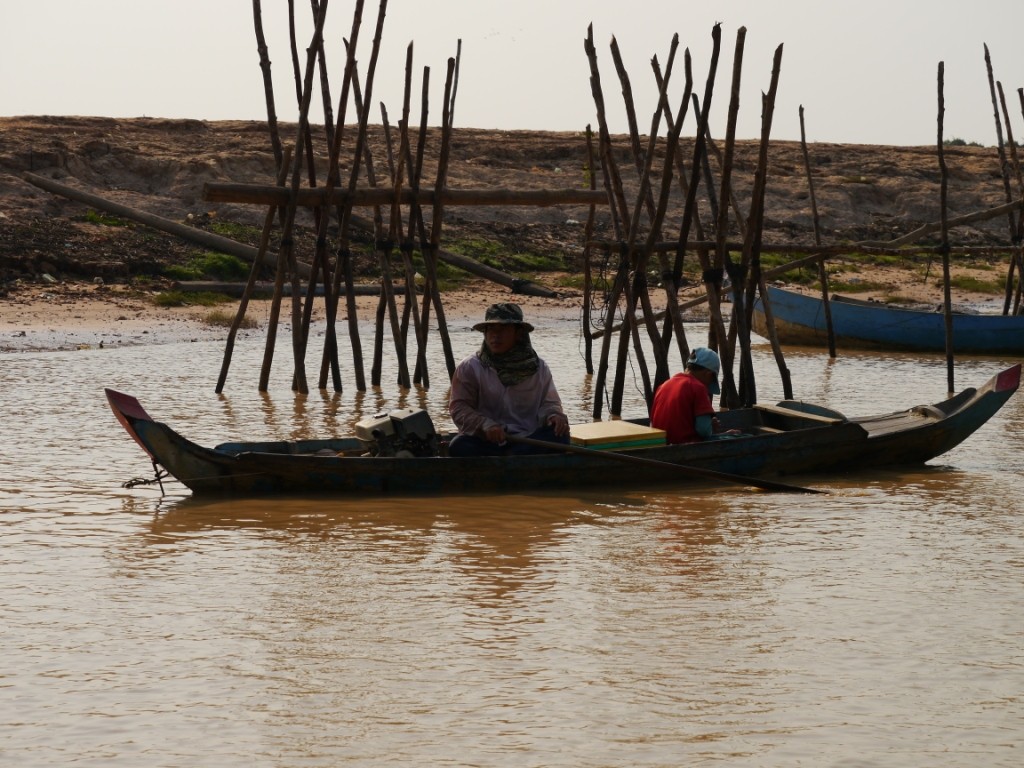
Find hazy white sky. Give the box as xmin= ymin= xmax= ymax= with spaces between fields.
xmin=2 ymin=1 xmax=1022 ymax=146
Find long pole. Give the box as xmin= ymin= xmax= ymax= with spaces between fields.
xmin=505 ymin=435 xmax=824 ymax=495
xmin=799 ymin=105 xmax=836 ymax=358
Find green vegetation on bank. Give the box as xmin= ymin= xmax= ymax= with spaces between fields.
xmin=79 ymin=210 xmax=131 ymax=227
xmin=162 ymin=252 xmax=251 ymax=281
xmin=445 ymin=236 xmax=564 ymax=273
xmin=152 ymin=290 xmax=234 ymax=308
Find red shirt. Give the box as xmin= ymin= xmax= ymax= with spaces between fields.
xmin=650 ymin=372 xmax=715 ymax=444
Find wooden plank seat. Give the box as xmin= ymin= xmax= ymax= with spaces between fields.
xmin=753 ymin=402 xmax=847 ymax=431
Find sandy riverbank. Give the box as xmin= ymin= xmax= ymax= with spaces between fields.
xmin=2 ymin=263 xmax=1009 ymax=354
xmin=0 ymin=278 xmax=588 ymax=353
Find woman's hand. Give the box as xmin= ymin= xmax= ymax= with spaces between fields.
xmin=548 ymin=413 xmax=570 ymax=437
xmin=484 ymin=424 xmax=507 ymax=444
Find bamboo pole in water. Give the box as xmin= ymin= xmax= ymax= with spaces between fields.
xmin=997 ymin=81 xmax=1024 ymax=315
xmin=671 ymin=25 xmax=723 ymax=389
xmin=583 ymin=23 xmax=631 ymax=419
xmin=651 ymin=54 xmax=697 ymax=369
xmin=258 ymin=0 xmax=329 ymax=394
xmin=616 ymin=35 xmax=696 ymax=391
xmin=348 ymin=62 xmax=411 ymax=390
xmin=251 ymin=0 xmax=284 ymax=169
xmin=938 ymin=62 xmax=955 ymax=393
xmin=588 ymin=26 xmax=667 ymax=416
xmin=409 ymin=61 xmax=437 ymax=386
xmin=311 ymin=1 xmax=367 ymax=392
xmin=216 ymin=147 xmax=292 ymax=394
xmin=984 ymin=44 xmax=1022 ymax=317
xmin=639 ymin=45 xmax=698 ymax=394
xmin=325 ymin=0 xmax=392 ymax=393
xmin=294 ymin=0 xmax=345 ymax=390
xmin=581 ymin=125 xmax=598 ymax=374
xmin=706 ymin=25 xmax=741 ymax=408
xmin=380 ymin=104 xmax=426 ymax=388
xmin=736 ymin=42 xmax=785 ymax=406
xmin=606 ymin=35 xmax=671 ymax=407
xmin=293 ymin=0 xmax=342 ymax=394
xmin=424 ymin=53 xmax=461 ymax=380
xmin=1017 ymin=86 xmax=1024 ymax=313
xmin=799 ymin=105 xmax=836 ymax=358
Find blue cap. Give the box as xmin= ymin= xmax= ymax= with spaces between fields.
xmin=687 ymin=347 xmax=721 ymax=394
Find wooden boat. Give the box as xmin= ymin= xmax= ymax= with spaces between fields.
xmin=106 ymin=364 xmax=1020 ymax=497
xmin=753 ymin=286 xmax=1024 ymax=354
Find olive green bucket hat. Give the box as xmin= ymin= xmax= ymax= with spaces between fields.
xmin=472 ymin=302 xmax=535 ymax=333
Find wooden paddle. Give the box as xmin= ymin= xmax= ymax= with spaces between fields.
xmin=505 ymin=434 xmax=825 ymax=495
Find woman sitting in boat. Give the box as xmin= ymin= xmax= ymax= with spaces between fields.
xmin=447 ymin=302 xmax=570 ymax=457
xmin=650 ymin=347 xmax=740 ymax=444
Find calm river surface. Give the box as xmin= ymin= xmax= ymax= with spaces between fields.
xmin=2 ymin=317 xmax=1022 ymax=767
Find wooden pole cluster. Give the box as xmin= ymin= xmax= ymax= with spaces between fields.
xmin=580 ymin=30 xmax=1024 ymax=420
xmin=983 ymin=44 xmax=1024 ymax=316
xmin=212 ymin=0 xmax=472 ymax=394
xmin=212 ymin=0 xmax=601 ymax=394
xmin=582 ymin=23 xmax=790 ymax=418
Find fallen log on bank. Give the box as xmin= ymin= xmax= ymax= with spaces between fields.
xmin=24 ymin=172 xmax=559 ymax=298
xmin=23 ymin=172 xmax=313 ymax=280
xmin=203 ymin=182 xmax=606 ymax=208
xmin=170 ymin=280 xmax=397 ymax=298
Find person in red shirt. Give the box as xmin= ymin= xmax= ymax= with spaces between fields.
xmin=650 ymin=347 xmax=730 ymax=444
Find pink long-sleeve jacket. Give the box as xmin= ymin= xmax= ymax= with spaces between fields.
xmin=448 ymin=354 xmax=565 ymax=437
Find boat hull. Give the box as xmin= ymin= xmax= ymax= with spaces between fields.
xmin=106 ymin=365 xmax=1020 ymax=497
xmin=753 ymin=286 xmax=1024 ymax=354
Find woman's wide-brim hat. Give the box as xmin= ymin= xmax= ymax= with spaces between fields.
xmin=472 ymin=302 xmax=535 ymax=333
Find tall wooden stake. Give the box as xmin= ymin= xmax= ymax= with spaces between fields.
xmin=258 ymin=0 xmax=330 ymax=394
xmin=938 ymin=62 xmax=955 ymax=393
xmin=737 ymin=42 xmax=785 ymax=406
xmin=799 ymin=104 xmax=836 ymax=358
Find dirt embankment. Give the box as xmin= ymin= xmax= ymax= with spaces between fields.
xmin=0 ymin=115 xmax=1017 ymax=300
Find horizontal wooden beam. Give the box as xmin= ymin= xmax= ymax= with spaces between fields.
xmin=203 ymin=183 xmax=608 ymax=208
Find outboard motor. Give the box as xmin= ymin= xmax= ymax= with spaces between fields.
xmin=354 ymin=408 xmax=440 ymax=458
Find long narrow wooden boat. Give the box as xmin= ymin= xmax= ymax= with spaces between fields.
xmin=753 ymin=285 xmax=1024 ymax=354
xmin=105 ymin=364 xmax=1020 ymax=497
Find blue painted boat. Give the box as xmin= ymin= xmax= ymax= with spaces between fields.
xmin=753 ymin=286 xmax=1024 ymax=354
xmin=106 ymin=364 xmax=1020 ymax=497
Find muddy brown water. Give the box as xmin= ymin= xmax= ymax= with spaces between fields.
xmin=2 ymin=319 xmax=1022 ymax=767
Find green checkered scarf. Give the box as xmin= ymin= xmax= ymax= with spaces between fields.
xmin=479 ymin=336 xmax=540 ymax=386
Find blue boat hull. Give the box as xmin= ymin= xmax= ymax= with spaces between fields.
xmin=753 ymin=286 xmax=1024 ymax=354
